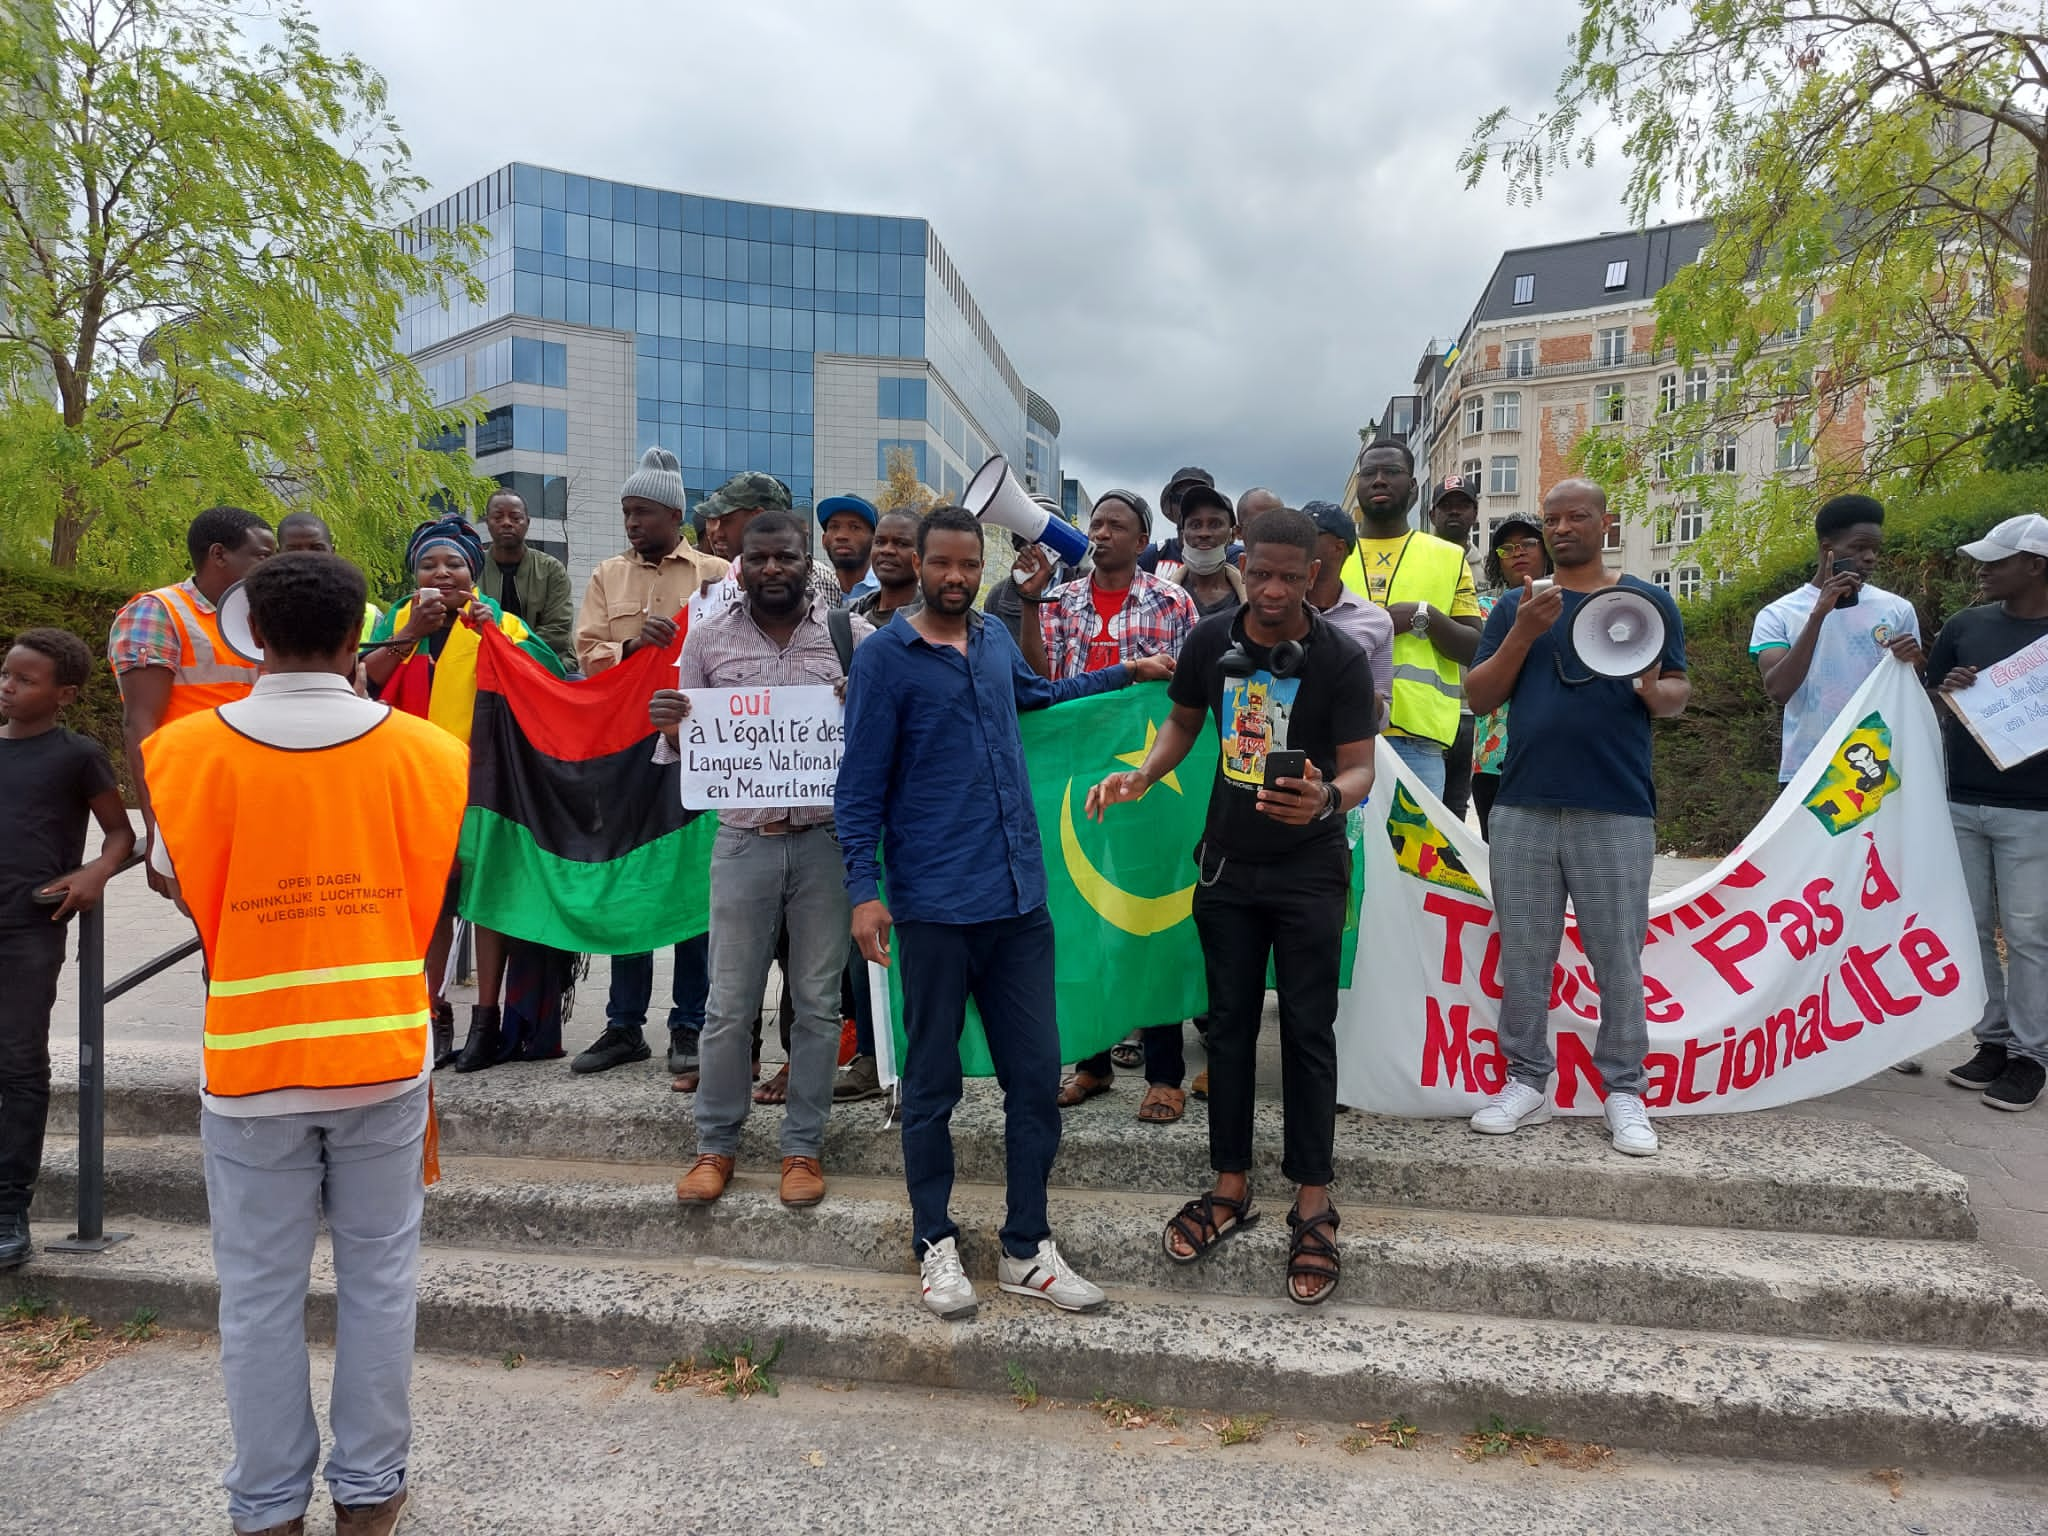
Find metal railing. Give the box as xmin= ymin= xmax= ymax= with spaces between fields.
xmin=48 ymin=852 xmax=201 ymax=1255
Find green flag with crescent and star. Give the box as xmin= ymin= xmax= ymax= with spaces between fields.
xmin=881 ymin=682 xmax=1363 ymax=1077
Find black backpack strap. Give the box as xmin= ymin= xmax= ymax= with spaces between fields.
xmin=827 ymin=605 xmax=854 ymax=676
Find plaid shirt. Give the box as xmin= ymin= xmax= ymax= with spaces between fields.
xmin=1038 ymin=569 xmax=1197 ymax=680
xmin=107 ymin=579 xmax=207 ymax=675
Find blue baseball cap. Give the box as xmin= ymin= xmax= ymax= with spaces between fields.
xmin=817 ymin=493 xmax=878 ymax=529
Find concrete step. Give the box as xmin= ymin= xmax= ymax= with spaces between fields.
xmin=6 ymin=1217 xmax=2045 ymax=1475
xmin=32 ymin=1138 xmax=2048 ymax=1355
xmin=52 ymin=1046 xmax=1977 ymax=1240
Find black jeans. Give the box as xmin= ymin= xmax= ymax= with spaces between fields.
xmin=1192 ymin=843 xmax=1346 ymax=1189
xmin=1441 ymin=714 xmax=1476 ymax=823
xmin=1074 ymin=1023 xmax=1185 ymax=1087
xmin=0 ymin=921 xmax=68 ymax=1217
xmin=897 ymin=908 xmax=1061 ymax=1260
xmin=1473 ymin=772 xmax=1501 ymax=840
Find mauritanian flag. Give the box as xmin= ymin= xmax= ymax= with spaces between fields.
xmin=458 ymin=624 xmax=713 ymax=953
xmin=881 ymin=684 xmax=1364 ymax=1076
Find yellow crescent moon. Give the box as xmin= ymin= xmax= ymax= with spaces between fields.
xmin=1058 ymin=778 xmax=1195 ymax=936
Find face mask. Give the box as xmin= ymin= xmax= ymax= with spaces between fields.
xmin=1181 ymin=542 xmax=1230 ymax=574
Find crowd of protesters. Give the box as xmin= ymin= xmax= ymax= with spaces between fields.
xmin=1 ymin=437 xmax=2044 ymax=1532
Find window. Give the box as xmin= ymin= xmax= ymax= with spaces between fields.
xmin=1684 ymin=366 xmax=1711 ymax=406
xmin=877 ymin=376 xmax=927 ymax=420
xmin=1677 ymin=565 xmax=1704 ymax=600
xmin=1775 ymin=423 xmax=1810 ymax=471
xmin=1653 ymin=569 xmax=1672 ymax=591
xmin=1658 ymin=373 xmax=1678 ymax=414
xmin=1504 ymin=340 xmax=1534 ymax=377
xmin=420 ymin=421 xmax=465 ymax=454
xmin=1597 ymin=326 xmax=1628 ymax=366
xmin=1488 ymin=455 xmax=1519 ymax=495
xmin=512 ymin=337 xmax=567 ymax=388
xmin=877 ymin=437 xmax=928 ymax=482
xmin=1491 ymin=391 xmax=1520 ymax=431
xmin=420 ymin=354 xmax=467 ymax=406
xmin=1512 ymin=273 xmax=1534 ymax=305
xmin=1656 ymin=444 xmax=1678 ymax=482
xmin=493 ymin=472 xmax=568 ymax=521
xmin=1463 ymin=394 xmax=1485 ymax=435
xmin=1461 ymin=457 xmax=1483 ymax=484
xmin=475 ymin=404 xmax=566 ymax=457
xmin=1603 ymin=259 xmax=1629 ymax=290
xmin=1596 ymin=382 xmax=1626 ymax=424
xmin=1712 ymin=434 xmax=1738 ymax=473
xmin=1785 ymin=297 xmax=1815 ymax=339
xmin=1678 ymin=503 xmax=1706 ymax=543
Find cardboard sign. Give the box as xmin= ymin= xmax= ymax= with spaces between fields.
xmin=676 ymin=684 xmax=844 ymax=809
xmin=1940 ymin=632 xmax=2048 ymax=770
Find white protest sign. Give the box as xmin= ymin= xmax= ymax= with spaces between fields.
xmin=1335 ymin=658 xmax=1987 ymax=1116
xmin=1941 ymin=632 xmax=2048 ymax=770
xmin=677 ymin=684 xmax=844 ymax=809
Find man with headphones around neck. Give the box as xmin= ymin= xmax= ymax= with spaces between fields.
xmin=1087 ymin=509 xmax=1377 ymax=1306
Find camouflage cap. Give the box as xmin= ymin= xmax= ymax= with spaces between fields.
xmin=694 ymin=471 xmax=793 ymax=519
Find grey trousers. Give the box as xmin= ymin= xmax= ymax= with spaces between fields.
xmin=199 ymin=1084 xmax=427 ymax=1530
xmin=1951 ymin=802 xmax=2048 ymax=1066
xmin=695 ymin=823 xmax=850 ymax=1160
xmin=1490 ymin=805 xmax=1656 ymax=1097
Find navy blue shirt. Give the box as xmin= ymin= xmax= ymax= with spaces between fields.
xmin=1474 ymin=576 xmax=1686 ymax=818
xmin=836 ymin=609 xmax=1130 ymax=924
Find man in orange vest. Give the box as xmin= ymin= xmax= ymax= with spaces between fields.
xmin=144 ymin=552 xmax=467 ymax=1536
xmin=109 ymin=505 xmax=276 ymax=898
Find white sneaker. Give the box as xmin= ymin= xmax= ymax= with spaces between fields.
xmin=997 ymin=1238 xmax=1106 ymax=1314
xmin=1470 ymin=1080 xmax=1552 ymax=1135
xmin=1604 ymin=1091 xmax=1659 ymax=1157
xmin=919 ymin=1236 xmax=977 ymax=1320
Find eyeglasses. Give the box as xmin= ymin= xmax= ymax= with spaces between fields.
xmin=1494 ymin=538 xmax=1544 ymax=556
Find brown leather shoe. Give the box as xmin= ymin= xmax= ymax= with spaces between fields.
xmin=235 ymin=1520 xmax=305 ymax=1536
xmin=780 ymin=1155 xmax=826 ymax=1207
xmin=334 ymin=1488 xmax=407 ymax=1535
xmin=676 ymin=1153 xmax=735 ymax=1204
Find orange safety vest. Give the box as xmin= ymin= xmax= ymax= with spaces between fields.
xmin=142 ymin=705 xmax=469 ymax=1099
xmin=117 ymin=584 xmax=260 ymax=724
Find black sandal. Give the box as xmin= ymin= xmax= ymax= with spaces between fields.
xmin=1110 ymin=1038 xmax=1143 ymax=1069
xmin=1285 ymin=1205 xmax=1341 ymax=1306
xmin=1162 ymin=1188 xmax=1258 ymax=1265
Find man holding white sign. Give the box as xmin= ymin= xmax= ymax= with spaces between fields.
xmin=1927 ymin=513 xmax=2048 ymax=1113
xmin=652 ymin=513 xmax=873 ymax=1208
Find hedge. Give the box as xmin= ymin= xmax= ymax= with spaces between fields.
xmin=1652 ymin=469 xmax=2048 ymax=854
xmin=0 ymin=563 xmax=140 ymax=796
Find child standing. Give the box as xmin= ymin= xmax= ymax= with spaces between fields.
xmin=0 ymin=628 xmax=134 ymax=1269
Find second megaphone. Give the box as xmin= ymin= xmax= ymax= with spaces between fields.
xmin=963 ymin=455 xmax=1090 ymax=568
xmin=1568 ymin=584 xmax=1669 ymax=679
xmin=216 ymin=579 xmax=264 ymax=665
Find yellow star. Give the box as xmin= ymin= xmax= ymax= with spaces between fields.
xmin=1115 ymin=721 xmax=1181 ymax=796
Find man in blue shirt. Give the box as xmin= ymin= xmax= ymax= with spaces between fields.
xmin=1463 ymin=479 xmax=1689 ymax=1158
xmin=837 ymin=506 xmax=1173 ymax=1320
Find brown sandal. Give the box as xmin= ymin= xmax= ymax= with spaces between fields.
xmin=1137 ymin=1084 xmax=1186 ymax=1123
xmin=1163 ymin=1188 xmax=1258 ymax=1264
xmin=1057 ymin=1069 xmax=1114 ymax=1107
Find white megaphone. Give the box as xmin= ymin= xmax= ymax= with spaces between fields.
xmin=963 ymin=454 xmax=1090 ymax=568
xmin=1569 ymin=585 xmax=1668 ymax=679
xmin=216 ymin=579 xmax=263 ymax=665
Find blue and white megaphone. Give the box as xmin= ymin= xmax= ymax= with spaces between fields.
xmin=964 ymin=454 xmax=1090 ymax=568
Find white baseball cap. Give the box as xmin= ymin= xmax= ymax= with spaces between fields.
xmin=1960 ymin=514 xmax=2048 ymax=562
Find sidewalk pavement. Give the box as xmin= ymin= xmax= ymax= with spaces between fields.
xmin=52 ymin=852 xmax=2045 ymax=1285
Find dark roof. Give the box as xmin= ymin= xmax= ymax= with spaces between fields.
xmin=1471 ymin=219 xmax=1713 ymax=327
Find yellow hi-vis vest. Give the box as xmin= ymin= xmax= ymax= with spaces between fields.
xmin=1340 ymin=532 xmax=1467 ymax=746
xmin=142 ymin=705 xmax=469 ymax=1099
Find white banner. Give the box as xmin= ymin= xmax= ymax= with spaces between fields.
xmin=677 ymin=684 xmax=844 ymax=809
xmin=1336 ymin=657 xmax=1987 ymax=1115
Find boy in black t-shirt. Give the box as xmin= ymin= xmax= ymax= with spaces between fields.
xmin=1926 ymin=514 xmax=2048 ymax=1112
xmin=1087 ymin=509 xmax=1377 ymax=1306
xmin=0 ymin=628 xmax=135 ymax=1269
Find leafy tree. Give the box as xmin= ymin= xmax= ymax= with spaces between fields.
xmin=0 ymin=0 xmax=488 ymax=582
xmin=1463 ymin=1 xmax=2045 ymax=567
xmin=876 ymin=444 xmax=936 ymax=515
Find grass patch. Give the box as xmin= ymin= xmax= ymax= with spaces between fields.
xmin=118 ymin=1308 xmax=160 ymax=1344
xmin=499 ymin=1350 xmax=525 ymax=1371
xmin=1460 ymin=1413 xmax=1544 ymax=1461
xmin=1209 ymin=1411 xmax=1273 ymax=1447
xmin=3 ymin=1295 xmax=53 ymax=1324
xmin=1 ymin=1303 xmax=156 ymax=1414
xmin=706 ymin=1337 xmax=783 ymax=1400
xmin=1341 ymin=1414 xmax=1421 ymax=1453
xmin=1091 ymin=1393 xmax=1178 ymax=1431
xmin=1004 ymin=1360 xmax=1039 ymax=1410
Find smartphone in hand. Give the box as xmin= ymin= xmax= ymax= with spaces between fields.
xmin=1263 ymin=749 xmax=1307 ymax=787
xmin=1830 ymin=556 xmax=1860 ymax=607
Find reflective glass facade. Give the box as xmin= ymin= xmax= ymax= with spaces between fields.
xmin=397 ymin=163 xmax=1048 ymax=529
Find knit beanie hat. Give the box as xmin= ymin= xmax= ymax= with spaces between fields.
xmin=405 ymin=515 xmax=484 ymax=577
xmin=621 ymin=447 xmax=686 ymax=512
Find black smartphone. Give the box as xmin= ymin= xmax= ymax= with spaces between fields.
xmin=1263 ymin=749 xmax=1307 ymax=787
xmin=1830 ymin=555 xmax=1860 ymax=607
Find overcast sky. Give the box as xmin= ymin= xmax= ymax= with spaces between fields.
xmin=310 ymin=0 xmax=1651 ymax=509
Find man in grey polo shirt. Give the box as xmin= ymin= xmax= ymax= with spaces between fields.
xmin=650 ymin=512 xmax=872 ymax=1208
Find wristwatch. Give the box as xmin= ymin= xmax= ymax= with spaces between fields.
xmin=1315 ymin=782 xmax=1342 ymax=821
xmin=1409 ymin=603 xmax=1432 ymax=637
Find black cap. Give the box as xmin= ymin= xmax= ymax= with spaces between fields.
xmin=1162 ymin=466 xmax=1215 ymax=505
xmin=1301 ymin=500 xmax=1356 ymax=547
xmin=1489 ymin=512 xmax=1543 ymax=547
xmin=1177 ymin=483 xmax=1233 ymax=522
xmin=1431 ymin=473 xmax=1480 ymax=508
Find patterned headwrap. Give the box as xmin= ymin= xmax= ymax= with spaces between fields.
xmin=405 ymin=515 xmax=484 ymax=578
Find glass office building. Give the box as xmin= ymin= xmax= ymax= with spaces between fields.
xmin=396 ymin=162 xmax=1058 ymax=585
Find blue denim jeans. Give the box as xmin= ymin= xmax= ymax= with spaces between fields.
xmin=1387 ymin=735 xmax=1448 ymax=800
xmin=604 ymin=935 xmax=709 ymax=1040
xmin=1951 ymin=802 xmax=2048 ymax=1066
